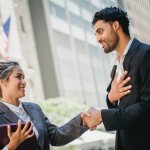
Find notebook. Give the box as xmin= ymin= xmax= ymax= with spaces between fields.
xmin=0 ymin=123 xmax=37 ymax=150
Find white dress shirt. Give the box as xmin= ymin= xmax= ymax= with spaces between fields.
xmin=112 ymin=38 xmax=134 ymax=81
xmin=2 ymin=101 xmax=39 ymax=150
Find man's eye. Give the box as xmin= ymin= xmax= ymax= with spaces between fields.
xmin=98 ymin=30 xmax=103 ymax=34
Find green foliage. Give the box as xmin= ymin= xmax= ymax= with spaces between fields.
xmin=31 ymin=97 xmax=87 ymax=125
xmin=52 ymin=145 xmax=76 ymax=150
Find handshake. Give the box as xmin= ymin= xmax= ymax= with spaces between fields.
xmin=81 ymin=107 xmax=102 ymax=130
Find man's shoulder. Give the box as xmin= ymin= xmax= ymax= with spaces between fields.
xmin=137 ymin=39 xmax=150 ymax=50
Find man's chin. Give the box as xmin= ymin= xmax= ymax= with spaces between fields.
xmin=104 ymin=48 xmax=114 ymax=53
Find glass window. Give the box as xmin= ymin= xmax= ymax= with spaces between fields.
xmin=67 ymin=0 xmax=80 ymax=16
xmin=69 ymin=12 xmax=83 ymax=28
xmin=80 ymin=0 xmax=91 ymax=10
xmin=89 ymin=45 xmax=100 ymax=59
xmin=74 ymin=38 xmax=86 ymax=55
xmin=53 ymin=30 xmax=71 ymax=49
xmin=50 ymin=0 xmax=65 ymax=7
xmin=49 ymin=2 xmax=67 ymax=20
xmin=83 ymin=20 xmax=92 ymax=32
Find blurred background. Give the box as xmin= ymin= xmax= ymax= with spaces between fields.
xmin=0 ymin=0 xmax=150 ymax=149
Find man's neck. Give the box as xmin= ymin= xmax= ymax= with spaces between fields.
xmin=116 ymin=35 xmax=131 ymax=59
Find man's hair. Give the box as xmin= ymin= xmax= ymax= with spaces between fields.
xmin=92 ymin=7 xmax=130 ymax=36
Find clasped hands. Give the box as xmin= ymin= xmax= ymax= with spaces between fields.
xmin=81 ymin=107 xmax=102 ymax=130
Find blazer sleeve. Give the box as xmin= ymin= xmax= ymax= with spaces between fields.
xmin=47 ymin=114 xmax=87 ymax=146
xmin=36 ymin=104 xmax=88 ymax=146
xmin=106 ymin=94 xmax=118 ymax=108
xmin=101 ymin=49 xmax=150 ymax=131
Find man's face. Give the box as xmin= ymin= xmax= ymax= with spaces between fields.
xmin=93 ymin=20 xmax=119 ymax=53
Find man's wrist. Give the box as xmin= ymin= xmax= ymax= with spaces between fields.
xmin=108 ymin=93 xmax=116 ymax=105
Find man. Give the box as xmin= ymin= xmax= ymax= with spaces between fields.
xmin=82 ymin=7 xmax=150 ymax=150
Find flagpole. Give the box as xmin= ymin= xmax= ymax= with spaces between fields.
xmin=0 ymin=0 xmax=2 ymax=26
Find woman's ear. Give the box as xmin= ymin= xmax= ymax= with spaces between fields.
xmin=112 ymin=21 xmax=120 ymax=31
xmin=0 ymin=79 xmax=6 ymax=87
xmin=0 ymin=79 xmax=2 ymax=86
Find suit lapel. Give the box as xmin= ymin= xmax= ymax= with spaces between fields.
xmin=22 ymin=103 xmax=44 ymax=147
xmin=0 ymin=102 xmax=19 ymax=123
xmin=123 ymin=38 xmax=141 ymax=71
xmin=22 ymin=103 xmax=41 ymax=135
xmin=22 ymin=103 xmax=35 ymax=122
xmin=107 ymin=65 xmax=117 ymax=92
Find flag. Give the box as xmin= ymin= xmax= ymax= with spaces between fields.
xmin=0 ymin=16 xmax=11 ymax=60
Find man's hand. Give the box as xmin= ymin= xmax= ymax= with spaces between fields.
xmin=108 ymin=71 xmax=132 ymax=104
xmin=81 ymin=107 xmax=102 ymax=130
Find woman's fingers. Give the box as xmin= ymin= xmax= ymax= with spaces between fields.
xmin=17 ymin=119 xmax=22 ymax=132
xmin=22 ymin=121 xmax=31 ymax=133
xmin=7 ymin=125 xmax=11 ymax=138
xmin=81 ymin=111 xmax=91 ymax=118
xmin=24 ymin=124 xmax=33 ymax=136
xmin=26 ymin=132 xmax=35 ymax=139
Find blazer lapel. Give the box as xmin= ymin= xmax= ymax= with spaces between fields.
xmin=0 ymin=102 xmax=19 ymax=123
xmin=22 ymin=103 xmax=40 ymax=130
xmin=123 ymin=38 xmax=141 ymax=71
xmin=107 ymin=65 xmax=117 ymax=92
xmin=22 ymin=103 xmax=44 ymax=147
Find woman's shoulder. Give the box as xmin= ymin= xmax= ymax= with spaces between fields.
xmin=22 ymin=101 xmax=40 ymax=109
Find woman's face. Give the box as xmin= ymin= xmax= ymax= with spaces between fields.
xmin=1 ymin=67 xmax=26 ymax=99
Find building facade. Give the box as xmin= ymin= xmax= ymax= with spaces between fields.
xmin=5 ymin=1 xmax=147 ymax=107
xmin=28 ymin=0 xmax=118 ymax=106
xmin=118 ymin=0 xmax=150 ymax=44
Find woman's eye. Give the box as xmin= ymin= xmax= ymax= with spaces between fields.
xmin=16 ymin=76 xmax=21 ymax=79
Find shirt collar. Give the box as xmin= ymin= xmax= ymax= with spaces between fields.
xmin=112 ymin=38 xmax=134 ymax=64
xmin=1 ymin=100 xmax=23 ymax=114
xmin=122 ymin=38 xmax=134 ymax=56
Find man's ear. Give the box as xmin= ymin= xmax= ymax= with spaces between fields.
xmin=112 ymin=21 xmax=120 ymax=31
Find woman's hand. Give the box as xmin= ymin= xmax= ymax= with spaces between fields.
xmin=7 ymin=120 xmax=34 ymax=150
xmin=108 ymin=71 xmax=132 ymax=104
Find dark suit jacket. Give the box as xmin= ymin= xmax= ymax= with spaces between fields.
xmin=0 ymin=102 xmax=87 ymax=150
xmin=101 ymin=38 xmax=150 ymax=150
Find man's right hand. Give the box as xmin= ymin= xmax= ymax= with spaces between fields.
xmin=108 ymin=71 xmax=132 ymax=104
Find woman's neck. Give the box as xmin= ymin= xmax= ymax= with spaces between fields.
xmin=1 ymin=97 xmax=20 ymax=106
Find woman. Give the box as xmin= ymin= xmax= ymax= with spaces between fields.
xmin=0 ymin=61 xmax=87 ymax=150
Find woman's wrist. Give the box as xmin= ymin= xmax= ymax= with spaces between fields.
xmin=7 ymin=142 xmax=18 ymax=150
